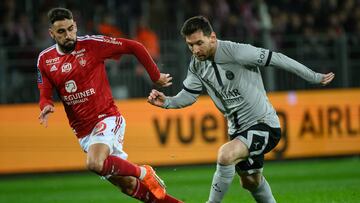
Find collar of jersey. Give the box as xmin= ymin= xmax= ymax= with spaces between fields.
xmin=55 ymin=44 xmax=66 ymax=55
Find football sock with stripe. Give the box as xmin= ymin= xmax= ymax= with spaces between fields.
xmin=100 ymin=155 xmax=141 ymax=178
xmin=207 ymin=163 xmax=235 ymax=203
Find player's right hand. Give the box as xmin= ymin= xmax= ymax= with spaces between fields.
xmin=39 ymin=105 xmax=55 ymax=128
xmin=155 ymin=73 xmax=173 ymax=87
xmin=320 ymin=72 xmax=335 ymax=86
xmin=148 ymin=89 xmax=166 ymax=107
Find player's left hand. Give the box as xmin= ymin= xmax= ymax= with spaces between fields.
xmin=320 ymin=72 xmax=335 ymax=86
xmin=155 ymin=73 xmax=173 ymax=87
xmin=39 ymin=105 xmax=55 ymax=128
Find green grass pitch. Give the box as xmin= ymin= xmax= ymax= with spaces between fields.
xmin=0 ymin=157 xmax=359 ymax=203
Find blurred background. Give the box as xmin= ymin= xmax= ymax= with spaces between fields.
xmin=0 ymin=0 xmax=359 ymax=103
xmin=0 ymin=0 xmax=359 ymax=202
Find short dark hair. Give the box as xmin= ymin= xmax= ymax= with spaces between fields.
xmin=47 ymin=7 xmax=73 ymax=25
xmin=180 ymin=16 xmax=214 ymax=37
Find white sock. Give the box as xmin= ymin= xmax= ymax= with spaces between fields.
xmin=250 ymin=177 xmax=276 ymax=203
xmin=139 ymin=166 xmax=146 ymax=180
xmin=207 ymin=164 xmax=235 ymax=203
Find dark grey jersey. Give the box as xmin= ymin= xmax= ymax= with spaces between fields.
xmin=164 ymin=40 xmax=324 ymax=135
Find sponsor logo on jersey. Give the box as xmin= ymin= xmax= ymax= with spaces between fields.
xmin=257 ymin=49 xmax=267 ymax=64
xmin=62 ymin=63 xmax=72 ymax=73
xmin=98 ymin=114 xmax=107 ymax=119
xmin=219 ymin=89 xmax=241 ymax=98
xmin=72 ymin=48 xmax=86 ymax=59
xmin=71 ymin=48 xmax=86 ymax=56
xmin=65 ymin=80 xmax=77 ymax=93
xmin=50 ymin=65 xmax=58 ymax=72
xmin=78 ymin=57 xmax=86 ymax=67
xmin=62 ymin=84 xmax=96 ymax=105
xmin=45 ymin=57 xmax=60 ymax=65
xmin=103 ymin=36 xmax=122 ymax=45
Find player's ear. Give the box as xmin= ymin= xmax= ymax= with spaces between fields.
xmin=48 ymin=28 xmax=54 ymax=39
xmin=210 ymin=32 xmax=217 ymax=43
xmin=73 ymin=21 xmax=78 ymax=33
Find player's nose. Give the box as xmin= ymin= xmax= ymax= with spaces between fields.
xmin=65 ymin=31 xmax=72 ymax=39
xmin=192 ymin=46 xmax=200 ymax=55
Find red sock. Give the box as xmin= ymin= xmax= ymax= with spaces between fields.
xmin=100 ymin=155 xmax=141 ymax=177
xmin=131 ymin=179 xmax=183 ymax=203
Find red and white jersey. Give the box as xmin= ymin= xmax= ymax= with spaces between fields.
xmin=37 ymin=35 xmax=160 ymax=138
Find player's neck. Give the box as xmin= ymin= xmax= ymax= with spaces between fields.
xmin=209 ymin=40 xmax=217 ymax=61
xmin=57 ymin=43 xmax=76 ymax=54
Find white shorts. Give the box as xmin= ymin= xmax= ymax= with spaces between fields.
xmin=78 ymin=115 xmax=128 ymax=160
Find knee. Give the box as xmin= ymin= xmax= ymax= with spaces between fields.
xmin=217 ymin=151 xmax=232 ymax=165
xmin=217 ymin=140 xmax=248 ymax=165
xmin=86 ymin=157 xmax=105 ymax=173
xmin=241 ymin=175 xmax=262 ymax=191
xmin=217 ymin=145 xmax=237 ymax=165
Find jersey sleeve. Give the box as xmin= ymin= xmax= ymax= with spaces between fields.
xmin=217 ymin=41 xmax=323 ymax=83
xmin=269 ymin=52 xmax=323 ymax=83
xmin=215 ymin=41 xmax=272 ymax=67
xmin=37 ymin=56 xmax=54 ymax=110
xmin=163 ymin=89 xmax=198 ymax=109
xmin=89 ymin=35 xmax=160 ymax=82
xmin=182 ymin=57 xmax=203 ymax=95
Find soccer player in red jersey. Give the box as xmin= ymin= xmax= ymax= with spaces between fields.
xmin=37 ymin=7 xmax=182 ymax=203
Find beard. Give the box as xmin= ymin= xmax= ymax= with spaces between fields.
xmin=195 ymin=53 xmax=210 ymax=61
xmin=58 ymin=40 xmax=76 ymax=53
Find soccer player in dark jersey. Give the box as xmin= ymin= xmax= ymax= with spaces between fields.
xmin=37 ymin=7 xmax=182 ymax=203
xmin=148 ymin=16 xmax=335 ymax=203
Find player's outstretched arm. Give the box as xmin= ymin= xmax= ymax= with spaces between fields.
xmin=155 ymin=73 xmax=173 ymax=87
xmin=39 ymin=105 xmax=55 ymax=128
xmin=148 ymin=89 xmax=167 ymax=107
xmin=148 ymin=89 xmax=198 ymax=109
xmin=320 ymin=72 xmax=335 ymax=86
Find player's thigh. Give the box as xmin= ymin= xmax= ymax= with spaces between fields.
xmin=218 ymin=138 xmax=249 ymax=165
xmin=87 ymin=143 xmax=110 ymax=162
xmin=79 ymin=116 xmax=128 ymax=162
xmin=232 ymin=123 xmax=281 ymax=175
xmin=230 ymin=123 xmax=281 ymax=157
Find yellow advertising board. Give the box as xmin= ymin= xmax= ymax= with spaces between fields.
xmin=0 ymin=88 xmax=359 ymax=174
xmin=267 ymin=89 xmax=360 ymax=159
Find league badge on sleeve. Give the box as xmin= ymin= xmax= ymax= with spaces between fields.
xmin=37 ymin=68 xmax=43 ymax=83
